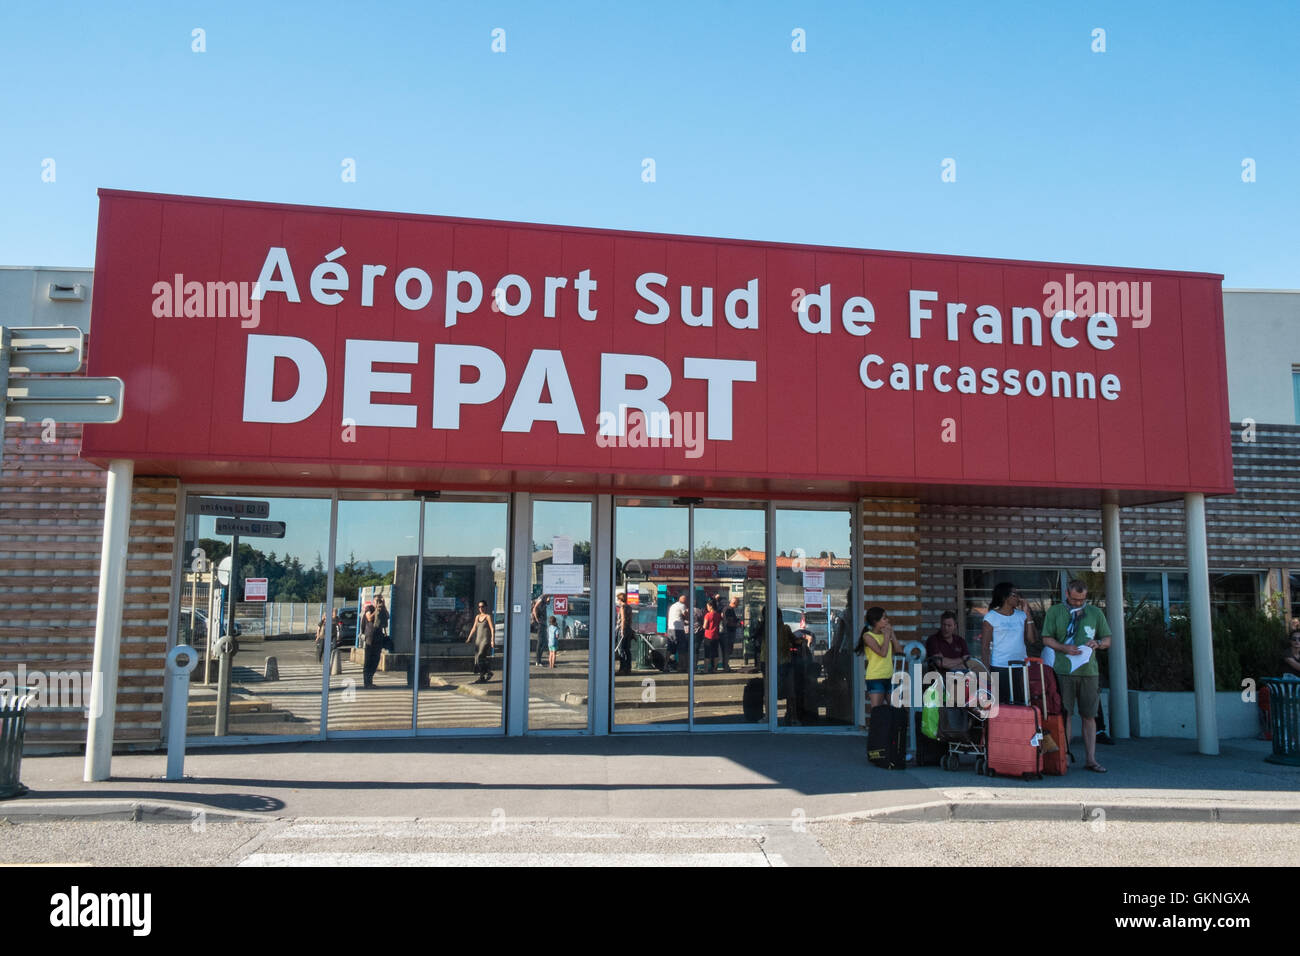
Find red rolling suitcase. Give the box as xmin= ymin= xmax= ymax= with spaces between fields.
xmin=1028 ymin=656 xmax=1070 ymax=776
xmin=984 ymin=660 xmax=1042 ymax=779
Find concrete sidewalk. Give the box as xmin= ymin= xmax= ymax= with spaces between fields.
xmin=4 ymin=734 xmax=1299 ymax=825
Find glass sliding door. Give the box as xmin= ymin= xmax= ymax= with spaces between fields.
xmin=180 ymin=493 xmax=329 ymax=739
xmin=328 ymin=498 xmax=421 ymax=733
xmin=691 ymin=504 xmax=766 ymax=726
xmin=774 ymin=508 xmax=855 ymax=726
xmin=417 ymin=499 xmax=510 ymax=731
xmin=613 ymin=500 xmax=690 ymax=727
xmin=529 ymin=500 xmax=593 ymax=731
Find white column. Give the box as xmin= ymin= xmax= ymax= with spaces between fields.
xmin=852 ymin=500 xmax=865 ymax=730
xmin=1101 ymin=497 xmax=1130 ymax=739
xmin=84 ymin=459 xmax=135 ymax=781
xmin=765 ymin=503 xmax=778 ymax=728
xmin=591 ymin=495 xmax=613 ymax=735
xmin=1185 ymin=492 xmax=1219 ymax=755
xmin=507 ymin=493 xmax=532 ymax=736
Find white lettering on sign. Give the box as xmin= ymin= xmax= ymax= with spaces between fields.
xmin=432 ymin=344 xmax=507 ymax=429
xmin=241 ymin=338 xmax=758 ymax=440
xmin=343 ymin=339 xmax=418 ymax=428
xmin=243 ymin=334 xmax=328 ymax=423
xmin=245 ymin=243 xmax=1138 ymax=413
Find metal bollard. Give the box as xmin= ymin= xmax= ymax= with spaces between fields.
xmin=165 ymin=645 xmax=198 ymax=781
xmin=213 ymin=636 xmax=234 ymax=737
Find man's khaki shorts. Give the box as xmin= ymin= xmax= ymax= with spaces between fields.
xmin=1058 ymin=673 xmax=1100 ymax=719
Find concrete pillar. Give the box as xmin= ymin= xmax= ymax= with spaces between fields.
xmin=1101 ymin=497 xmax=1131 ymax=739
xmin=1185 ymin=492 xmax=1219 ymax=755
xmin=507 ymin=492 xmax=532 ymax=736
xmin=592 ymin=495 xmax=613 ymax=735
xmin=84 ymin=459 xmax=134 ymax=782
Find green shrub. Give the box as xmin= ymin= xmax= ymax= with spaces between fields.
xmin=1119 ymin=603 xmax=1287 ymax=692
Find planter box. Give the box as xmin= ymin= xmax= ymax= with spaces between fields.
xmin=1124 ymin=690 xmax=1261 ymax=739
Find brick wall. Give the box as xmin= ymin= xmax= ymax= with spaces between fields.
xmin=915 ymin=423 xmax=1300 ymax=634
xmin=0 ymin=422 xmax=178 ymax=752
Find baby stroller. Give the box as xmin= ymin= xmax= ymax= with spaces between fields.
xmin=935 ymin=658 xmax=993 ymax=774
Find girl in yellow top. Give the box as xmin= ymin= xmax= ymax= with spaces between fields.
xmin=855 ymin=606 xmax=902 ymax=708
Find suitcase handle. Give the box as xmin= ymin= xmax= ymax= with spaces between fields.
xmin=1026 ymin=655 xmax=1049 ymax=716
xmin=1006 ymin=659 xmax=1032 ymax=707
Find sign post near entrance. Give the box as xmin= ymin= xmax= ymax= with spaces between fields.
xmin=203 ymin=503 xmax=279 ymax=736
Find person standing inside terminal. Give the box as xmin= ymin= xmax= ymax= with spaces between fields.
xmin=703 ymin=598 xmax=722 ymax=673
xmin=667 ymin=593 xmax=689 ymax=672
xmin=981 ymin=583 xmax=1034 ymax=704
xmin=361 ymin=602 xmax=382 ymax=688
xmin=531 ymin=594 xmax=551 ymax=666
xmin=547 ymin=615 xmax=560 ymax=669
xmin=615 ymin=591 xmax=634 ymax=675
xmin=722 ymin=596 xmax=742 ymax=673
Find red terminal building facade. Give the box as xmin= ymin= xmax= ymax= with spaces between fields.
xmin=30 ymin=190 xmax=1249 ymax=768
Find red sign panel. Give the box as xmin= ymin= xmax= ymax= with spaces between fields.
xmin=553 ymin=595 xmax=568 ymax=615
xmin=82 ymin=190 xmax=1233 ymax=498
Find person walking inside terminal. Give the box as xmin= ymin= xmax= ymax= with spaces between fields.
xmin=981 ymin=583 xmax=1034 ymax=704
xmin=855 ymin=607 xmax=902 ymax=709
xmin=465 ymin=601 xmax=495 ymax=684
xmin=1041 ymin=579 xmax=1112 ymax=773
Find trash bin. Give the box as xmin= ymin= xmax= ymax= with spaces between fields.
xmin=1262 ymin=676 xmax=1300 ymax=767
xmin=0 ymin=688 xmax=35 ymax=799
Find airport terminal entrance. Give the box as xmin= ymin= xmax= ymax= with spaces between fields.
xmin=611 ymin=499 xmax=857 ymax=732
xmin=175 ymin=490 xmax=856 ymax=741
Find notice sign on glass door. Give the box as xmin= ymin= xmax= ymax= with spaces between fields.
xmin=543 ymin=564 xmax=583 ymax=595
xmin=804 ymin=588 xmax=824 ymax=611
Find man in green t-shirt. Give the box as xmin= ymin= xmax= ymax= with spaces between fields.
xmin=1041 ymin=579 xmax=1112 ymax=773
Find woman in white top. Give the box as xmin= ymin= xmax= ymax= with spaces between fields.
xmin=980 ymin=582 xmax=1036 ymax=704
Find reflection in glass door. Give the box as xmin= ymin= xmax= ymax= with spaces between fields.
xmin=613 ymin=502 xmax=689 ymax=727
xmin=179 ymin=494 xmax=329 ymax=739
xmin=328 ymin=499 xmax=421 ymax=733
xmin=774 ymin=508 xmax=855 ymax=726
xmin=417 ymin=500 xmax=509 ymax=731
xmin=691 ymin=505 xmax=767 ymax=726
xmin=529 ymin=500 xmax=592 ymax=731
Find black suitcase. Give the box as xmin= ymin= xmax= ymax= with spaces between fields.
xmin=867 ymin=703 xmax=908 ymax=769
xmin=743 ymin=678 xmax=765 ymax=722
xmin=914 ymin=711 xmax=946 ymax=767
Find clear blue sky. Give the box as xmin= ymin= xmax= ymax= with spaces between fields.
xmin=2 ymin=1 xmax=1297 ymax=286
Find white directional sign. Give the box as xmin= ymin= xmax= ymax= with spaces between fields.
xmin=4 ymin=375 xmax=124 ymax=423
xmin=4 ymin=326 xmax=84 ymax=373
xmin=200 ymin=498 xmax=271 ymax=519
xmin=215 ymin=518 xmax=286 ymax=538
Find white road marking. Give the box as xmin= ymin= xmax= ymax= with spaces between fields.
xmin=240 ymin=851 xmax=776 ymax=867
